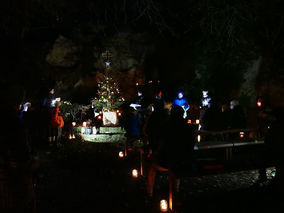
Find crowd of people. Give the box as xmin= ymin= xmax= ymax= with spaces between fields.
xmin=121 ymin=89 xmax=284 ymax=198
xmin=0 ymin=86 xmax=65 ymax=212
xmin=1 ymin=85 xmax=283 ymax=211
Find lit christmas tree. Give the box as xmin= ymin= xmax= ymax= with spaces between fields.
xmin=91 ymin=76 xmax=124 ymax=111
xmin=91 ymin=50 xmax=124 ymax=126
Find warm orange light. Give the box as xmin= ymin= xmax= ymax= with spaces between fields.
xmin=118 ymin=112 xmax=121 ymax=116
xmin=72 ymin=122 xmax=76 ymax=126
xmin=98 ymin=116 xmax=102 ymax=120
xmin=160 ymin=200 xmax=168 ymax=212
xmin=116 ymin=110 xmax=119 ymax=113
xmin=240 ymin=132 xmax=244 ymax=138
xmin=69 ymin=135 xmax=72 ymax=140
xmin=136 ymin=82 xmax=139 ymax=86
xmin=187 ymin=119 xmax=191 ymax=124
xmin=132 ymin=169 xmax=138 ymax=178
xmin=196 ymin=119 xmax=200 ymax=124
xmin=257 ymin=101 xmax=262 ymax=107
xmin=119 ymin=151 xmax=124 ymax=158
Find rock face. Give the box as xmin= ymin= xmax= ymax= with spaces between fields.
xmin=46 ymin=32 xmax=148 ymax=102
xmin=46 ymin=35 xmax=79 ymax=67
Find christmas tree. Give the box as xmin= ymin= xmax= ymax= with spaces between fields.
xmin=91 ymin=50 xmax=124 ymax=112
xmin=91 ymin=76 xmax=124 ymax=111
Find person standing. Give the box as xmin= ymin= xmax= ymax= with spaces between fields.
xmin=172 ymin=92 xmax=189 ymax=118
xmin=50 ymin=101 xmax=64 ymax=147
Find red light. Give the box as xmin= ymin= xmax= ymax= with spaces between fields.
xmin=257 ymin=101 xmax=262 ymax=107
xmin=187 ymin=119 xmax=192 ymax=124
xmin=147 ymin=154 xmax=151 ymax=158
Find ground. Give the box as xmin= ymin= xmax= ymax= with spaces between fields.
xmin=34 ymin=140 xmax=284 ymax=213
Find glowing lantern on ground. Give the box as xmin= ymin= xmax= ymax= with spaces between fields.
xmin=197 ymin=135 xmax=201 ymax=142
xmin=119 ymin=151 xmax=124 ymax=158
xmin=240 ymin=132 xmax=244 ymax=138
xmin=160 ymin=200 xmax=168 ymax=212
xmin=132 ymin=169 xmax=138 ymax=178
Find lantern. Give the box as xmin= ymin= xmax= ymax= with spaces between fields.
xmin=196 ymin=119 xmax=200 ymax=124
xmin=132 ymin=169 xmax=138 ymax=178
xmin=240 ymin=131 xmax=244 ymax=138
xmin=187 ymin=119 xmax=191 ymax=124
xmin=160 ymin=200 xmax=168 ymax=212
xmin=119 ymin=151 xmax=124 ymax=158
xmin=257 ymin=100 xmax=262 ymax=107
xmin=197 ymin=135 xmax=201 ymax=142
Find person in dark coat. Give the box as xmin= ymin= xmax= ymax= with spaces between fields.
xmin=146 ymin=105 xmax=196 ymax=197
xmin=145 ymin=99 xmax=169 ymax=154
xmin=124 ymin=106 xmax=140 ymax=149
xmin=228 ymin=99 xmax=246 ymax=129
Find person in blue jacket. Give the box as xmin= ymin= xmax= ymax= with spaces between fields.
xmin=172 ymin=92 xmax=189 ymax=118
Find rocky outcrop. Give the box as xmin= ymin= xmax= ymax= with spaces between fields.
xmin=46 ymin=35 xmax=79 ymax=67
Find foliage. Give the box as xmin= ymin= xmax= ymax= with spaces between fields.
xmin=61 ymin=100 xmax=90 ymax=122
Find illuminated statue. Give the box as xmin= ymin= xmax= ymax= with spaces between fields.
xmin=172 ymin=92 xmax=189 ymax=118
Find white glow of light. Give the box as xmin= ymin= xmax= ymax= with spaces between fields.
xmin=196 ymin=119 xmax=200 ymax=124
xmin=132 ymin=169 xmax=138 ymax=178
xmin=83 ymin=122 xmax=87 ymax=127
xmin=81 ymin=127 xmax=86 ymax=134
xmin=160 ymin=200 xmax=168 ymax=212
xmin=197 ymin=135 xmax=201 ymax=142
xmin=178 ymin=92 xmax=183 ymax=99
xmin=202 ymin=91 xmax=208 ymax=98
xmin=72 ymin=122 xmax=76 ymax=127
xmin=51 ymin=99 xmax=56 ymax=107
xmin=119 ymin=151 xmax=124 ymax=158
xmin=198 ymin=124 xmax=201 ymax=130
xmin=118 ymin=112 xmax=121 ymax=116
xmin=92 ymin=127 xmax=97 ymax=135
xmin=72 ymin=134 xmax=75 ymax=139
xmin=105 ymin=61 xmax=111 ymax=66
xmin=240 ymin=131 xmax=244 ymax=138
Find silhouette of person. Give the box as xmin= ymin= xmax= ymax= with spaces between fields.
xmin=146 ymin=105 xmax=196 ymax=197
